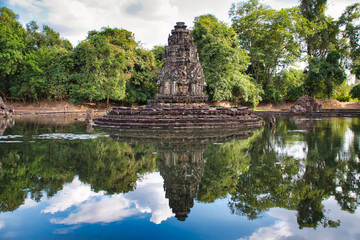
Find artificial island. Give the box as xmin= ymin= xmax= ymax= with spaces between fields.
xmin=94 ymin=22 xmax=263 ymax=129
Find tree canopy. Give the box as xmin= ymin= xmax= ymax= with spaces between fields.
xmin=192 ymin=14 xmax=262 ymax=107
xmin=0 ymin=2 xmax=359 ymax=105
xmin=230 ymin=0 xmax=302 ymax=87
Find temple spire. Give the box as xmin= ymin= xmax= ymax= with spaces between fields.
xmin=153 ymin=22 xmax=208 ymax=104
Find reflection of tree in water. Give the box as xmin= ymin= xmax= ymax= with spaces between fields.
xmin=0 ymin=121 xmax=157 ymax=213
xmin=197 ymin=134 xmax=256 ymax=203
xmin=108 ymin=128 xmax=258 ymax=221
xmin=0 ymin=120 xmax=258 ymax=223
xmin=2 ymin=117 xmax=359 ymax=227
xmin=229 ymin=116 xmax=360 ymax=229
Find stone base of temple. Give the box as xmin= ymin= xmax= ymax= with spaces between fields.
xmin=99 ymin=125 xmax=259 ymax=146
xmin=94 ymin=104 xmax=264 ymax=129
xmin=149 ymin=94 xmax=208 ymax=104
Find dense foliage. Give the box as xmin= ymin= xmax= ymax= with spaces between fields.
xmin=230 ymin=1 xmax=302 ymax=88
xmin=0 ymin=7 xmax=158 ymax=105
xmin=191 ymin=14 xmax=262 ymax=107
xmin=0 ymin=1 xmax=359 ymax=105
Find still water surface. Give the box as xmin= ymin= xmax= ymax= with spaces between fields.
xmin=0 ymin=116 xmax=359 ymax=239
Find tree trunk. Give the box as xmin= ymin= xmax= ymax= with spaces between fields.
xmin=0 ymin=90 xmax=6 ymax=103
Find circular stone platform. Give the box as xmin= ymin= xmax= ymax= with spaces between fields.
xmin=93 ymin=105 xmax=264 ymax=129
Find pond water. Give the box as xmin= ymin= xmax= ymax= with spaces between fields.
xmin=0 ymin=116 xmax=359 ymax=240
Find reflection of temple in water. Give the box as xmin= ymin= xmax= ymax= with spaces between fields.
xmin=157 ymin=143 xmax=207 ymax=221
xmin=103 ymin=127 xmax=257 ymax=221
xmin=289 ymin=116 xmax=320 ymax=132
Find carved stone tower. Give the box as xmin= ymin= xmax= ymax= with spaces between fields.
xmin=153 ymin=22 xmax=208 ymax=104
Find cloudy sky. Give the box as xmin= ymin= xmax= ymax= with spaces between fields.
xmin=1 ymin=0 xmax=359 ymax=49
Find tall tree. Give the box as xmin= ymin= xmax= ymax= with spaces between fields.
xmin=299 ymin=0 xmax=329 ymax=58
xmin=192 ymin=14 xmax=261 ymax=107
xmin=151 ymin=45 xmax=164 ymax=69
xmin=125 ymin=48 xmax=158 ymax=103
xmin=338 ymin=3 xmax=360 ymax=80
xmin=10 ymin=22 xmax=73 ymax=101
xmin=229 ymin=0 xmax=302 ymax=88
xmin=299 ymin=0 xmax=351 ymax=98
xmin=0 ymin=7 xmax=26 ymax=101
xmin=304 ymin=50 xmax=346 ymax=98
xmin=70 ymin=28 xmax=136 ymax=106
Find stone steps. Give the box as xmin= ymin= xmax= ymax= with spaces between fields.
xmin=95 ymin=121 xmax=263 ymax=129
xmin=94 ymin=105 xmax=264 ymax=129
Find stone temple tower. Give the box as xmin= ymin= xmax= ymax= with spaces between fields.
xmin=94 ymin=23 xmax=264 ymax=130
xmin=153 ymin=22 xmax=208 ymax=104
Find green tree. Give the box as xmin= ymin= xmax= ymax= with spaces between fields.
xmin=350 ymin=84 xmax=360 ymax=99
xmin=299 ymin=0 xmax=331 ymax=58
xmin=125 ymin=48 xmax=158 ymax=103
xmin=10 ymin=22 xmax=72 ymax=101
xmin=304 ymin=51 xmax=347 ymax=98
xmin=275 ymin=68 xmax=306 ymax=101
xmin=192 ymin=14 xmax=261 ymax=107
xmin=70 ymin=28 xmax=136 ymax=106
xmin=0 ymin=7 xmax=26 ymax=101
xmin=299 ymin=1 xmax=356 ymax=99
xmin=337 ymin=3 xmax=360 ymax=80
xmin=230 ymin=1 xmax=302 ymax=89
xmin=151 ymin=45 xmax=164 ymax=69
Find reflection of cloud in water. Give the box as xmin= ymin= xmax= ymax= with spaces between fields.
xmin=0 ymin=135 xmax=23 ymax=139
xmin=50 ymin=195 xmax=137 ymax=224
xmin=0 ymin=221 xmax=4 ymax=230
xmin=294 ymin=118 xmax=323 ymax=121
xmin=43 ymin=176 xmax=105 ymax=214
xmin=47 ymin=172 xmax=173 ymax=225
xmin=342 ymin=128 xmax=354 ymax=153
xmin=0 ymin=135 xmax=24 ymax=143
xmin=19 ymin=194 xmax=39 ymax=210
xmin=274 ymin=141 xmax=308 ymax=160
xmin=288 ymin=129 xmax=308 ymax=133
xmin=34 ymin=133 xmax=109 ymax=140
xmin=53 ymin=225 xmax=81 ymax=235
xmin=277 ymin=127 xmax=354 ymax=162
xmin=239 ymin=197 xmax=360 ymax=240
xmin=127 ymin=172 xmax=174 ymax=224
xmin=238 ymin=219 xmax=292 ymax=240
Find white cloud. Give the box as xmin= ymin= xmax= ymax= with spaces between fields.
xmin=8 ymin=0 xmax=43 ymax=15
xmin=260 ymin=0 xmax=298 ymax=10
xmin=37 ymin=0 xmax=179 ymax=48
xmin=0 ymin=221 xmax=4 ymax=230
xmin=327 ymin=0 xmax=360 ymax=20
xmin=5 ymin=0 xmax=359 ymax=48
xmin=47 ymin=172 xmax=173 ymax=225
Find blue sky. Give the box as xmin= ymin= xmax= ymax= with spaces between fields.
xmin=1 ymin=0 xmax=358 ymax=48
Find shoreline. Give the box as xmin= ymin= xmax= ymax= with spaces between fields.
xmin=2 ymin=98 xmax=360 ymax=118
xmin=255 ymin=109 xmax=360 ymax=118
